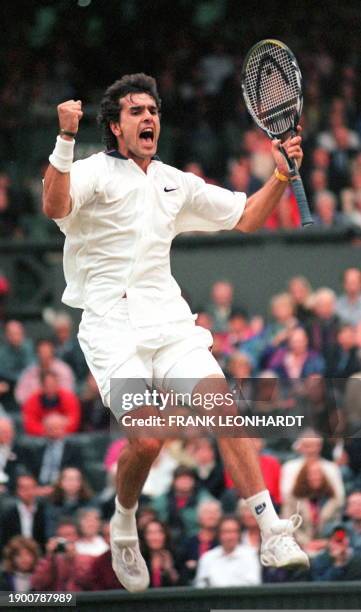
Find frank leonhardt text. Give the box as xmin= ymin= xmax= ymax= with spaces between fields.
xmin=121 ymin=414 xmax=305 ymax=428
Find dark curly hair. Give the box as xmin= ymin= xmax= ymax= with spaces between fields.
xmin=97 ymin=73 xmax=161 ymax=151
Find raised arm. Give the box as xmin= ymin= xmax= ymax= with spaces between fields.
xmin=235 ymin=129 xmax=303 ymax=233
xmin=43 ymin=100 xmax=83 ymax=219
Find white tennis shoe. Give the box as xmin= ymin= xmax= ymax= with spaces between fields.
xmin=109 ymin=508 xmax=150 ymax=592
xmin=260 ymin=514 xmax=310 ymax=569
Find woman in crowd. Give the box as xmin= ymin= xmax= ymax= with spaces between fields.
xmin=282 ymin=459 xmax=342 ymax=554
xmin=0 ymin=536 xmax=40 ymax=592
xmin=141 ymin=520 xmax=180 ymax=588
xmin=46 ymin=467 xmax=94 ymax=535
xmin=75 ymin=508 xmax=108 ymax=557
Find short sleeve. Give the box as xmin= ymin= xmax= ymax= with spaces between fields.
xmin=174 ymin=172 xmax=246 ymax=236
xmin=53 ymin=156 xmax=98 ymax=231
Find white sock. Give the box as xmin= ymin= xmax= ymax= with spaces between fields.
xmin=115 ymin=497 xmax=138 ymax=535
xmin=245 ymin=489 xmax=279 ymax=537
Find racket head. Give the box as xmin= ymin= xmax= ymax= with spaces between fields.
xmin=241 ymin=39 xmax=303 ymax=138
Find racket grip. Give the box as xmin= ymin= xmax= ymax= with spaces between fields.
xmin=291 ymin=177 xmax=313 ymax=227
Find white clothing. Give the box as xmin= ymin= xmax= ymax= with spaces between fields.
xmin=16 ymin=501 xmax=36 ymax=538
xmin=142 ymin=448 xmax=179 ymax=497
xmin=75 ymin=535 xmax=109 ymax=556
xmin=280 ymin=457 xmax=345 ymax=506
xmin=78 ymin=298 xmax=223 ymax=414
xmin=194 ymin=544 xmax=261 ymax=587
xmin=54 ymin=152 xmax=246 ymax=324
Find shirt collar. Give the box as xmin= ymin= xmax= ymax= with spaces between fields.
xmin=105 ymin=149 xmax=161 ymax=162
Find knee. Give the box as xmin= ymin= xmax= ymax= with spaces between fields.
xmin=129 ymin=438 xmax=163 ymax=461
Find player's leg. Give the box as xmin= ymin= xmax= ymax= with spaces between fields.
xmin=159 ymin=340 xmax=309 ymax=569
xmin=110 ymin=410 xmax=164 ymax=592
xmin=77 ymin=304 xmax=160 ymax=591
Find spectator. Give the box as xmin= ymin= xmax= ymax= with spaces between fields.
xmin=345 ymin=491 xmax=361 ymax=552
xmin=206 ymin=280 xmax=234 ymax=333
xmin=47 ymin=468 xmax=94 ymax=537
xmin=142 ymin=520 xmax=180 ymax=587
xmin=0 ymin=270 xmax=10 ymax=322
xmin=225 ymin=159 xmax=262 ymax=197
xmin=226 ymin=309 xmax=251 ymax=348
xmin=262 ymin=292 xmax=298 ymax=359
xmin=0 ymin=474 xmax=48 ymax=551
xmin=264 ymin=188 xmax=301 ymax=230
xmin=326 ymin=324 xmax=360 ymax=380
xmin=311 ymin=524 xmax=361 ymax=581
xmin=280 ymin=430 xmax=345 ymax=508
xmin=86 ymin=521 xmax=120 ymax=590
xmin=288 ymin=276 xmax=313 ymax=325
xmin=340 ymin=168 xmax=361 ymax=228
xmin=268 ymin=327 xmax=325 ymax=381
xmin=0 ymin=416 xmax=26 ymax=493
xmin=75 ymin=508 xmax=108 ymax=557
xmin=328 ymin=125 xmax=359 ymax=194
xmin=194 ymin=516 xmax=261 ymax=587
xmin=185 ymin=437 xmax=225 ymax=498
xmin=226 ymin=351 xmax=253 ymax=401
xmin=298 ymin=375 xmax=341 ymax=437
xmin=15 ymin=338 xmax=75 ymax=406
xmin=336 ymin=268 xmax=361 ymax=326
xmin=0 ymin=171 xmax=23 ymax=239
xmin=151 ymin=466 xmax=213 ymax=545
xmin=49 ymin=311 xmax=88 ymax=384
xmin=282 ymin=459 xmax=342 ymax=553
xmin=33 ymin=413 xmax=83 ymax=492
xmin=0 ymin=320 xmax=34 ymax=384
xmin=0 ymin=536 xmax=40 ymax=592
xmin=313 ymin=190 xmax=345 ymax=227
xmin=238 ymin=501 xmax=261 ymax=550
xmin=223 ymin=438 xmax=281 ymax=513
xmin=307 ymin=288 xmax=340 ymax=361
xmin=22 ymin=371 xmax=81 ymax=436
xmin=31 ymin=518 xmax=93 ymax=592
xmin=180 ymin=499 xmax=221 ymax=585
xmin=80 ymin=372 xmax=108 ymax=431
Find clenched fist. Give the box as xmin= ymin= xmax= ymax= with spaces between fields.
xmin=57 ymin=100 xmax=83 ymax=138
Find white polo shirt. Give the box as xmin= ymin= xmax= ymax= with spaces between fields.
xmin=194 ymin=544 xmax=261 ymax=587
xmin=54 ymin=151 xmax=246 ymax=326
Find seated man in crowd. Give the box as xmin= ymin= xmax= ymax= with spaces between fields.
xmin=194 ymin=516 xmax=261 ymax=587
xmin=0 ymin=473 xmax=48 ymax=552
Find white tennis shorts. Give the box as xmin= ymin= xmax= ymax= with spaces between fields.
xmin=78 ymin=299 xmax=224 ymax=418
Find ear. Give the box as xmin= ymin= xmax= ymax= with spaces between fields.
xmin=110 ymin=121 xmax=122 ymax=137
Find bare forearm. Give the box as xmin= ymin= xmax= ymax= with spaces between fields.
xmin=43 ymin=164 xmax=72 ymax=219
xmin=235 ymin=173 xmax=287 ymax=233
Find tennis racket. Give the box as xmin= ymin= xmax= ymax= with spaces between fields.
xmin=241 ymin=39 xmax=313 ymax=227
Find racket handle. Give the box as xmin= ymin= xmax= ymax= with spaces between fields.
xmin=291 ymin=176 xmax=314 ymax=227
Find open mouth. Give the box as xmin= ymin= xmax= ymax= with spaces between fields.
xmin=139 ymin=128 xmax=154 ymax=143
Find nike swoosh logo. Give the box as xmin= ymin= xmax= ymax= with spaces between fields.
xmin=164 ymin=187 xmax=178 ymax=192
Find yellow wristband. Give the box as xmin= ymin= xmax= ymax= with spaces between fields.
xmin=274 ymin=168 xmax=289 ymax=182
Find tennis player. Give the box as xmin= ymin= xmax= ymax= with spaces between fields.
xmin=43 ymin=73 xmax=309 ymax=591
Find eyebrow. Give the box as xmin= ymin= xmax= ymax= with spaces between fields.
xmin=129 ymin=104 xmax=158 ymax=112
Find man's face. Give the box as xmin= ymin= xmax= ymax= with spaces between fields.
xmin=111 ymin=93 xmax=160 ymax=161
xmin=5 ymin=321 xmax=24 ymax=347
xmin=16 ymin=476 xmax=37 ymax=505
xmin=219 ymin=519 xmax=240 ymax=552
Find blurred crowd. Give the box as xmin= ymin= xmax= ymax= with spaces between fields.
xmin=0 ymin=268 xmax=360 ymax=591
xmin=1 ymin=3 xmax=361 ymax=239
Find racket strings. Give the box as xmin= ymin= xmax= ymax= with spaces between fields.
xmin=243 ymin=42 xmax=301 ymax=135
